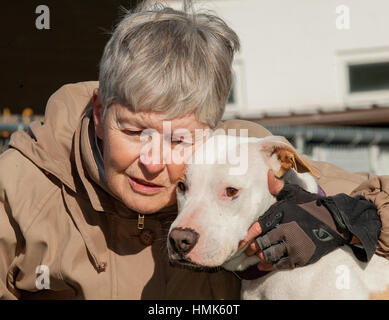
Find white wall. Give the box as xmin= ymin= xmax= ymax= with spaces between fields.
xmin=167 ymin=0 xmax=389 ymax=116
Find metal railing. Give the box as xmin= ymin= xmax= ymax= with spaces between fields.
xmin=1 ymin=119 xmax=389 ymax=173
xmin=0 ymin=115 xmax=44 ymax=153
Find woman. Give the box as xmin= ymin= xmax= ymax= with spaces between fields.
xmin=0 ymin=3 xmax=387 ymax=299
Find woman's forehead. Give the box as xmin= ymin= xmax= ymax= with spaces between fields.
xmin=110 ymin=104 xmax=209 ymax=132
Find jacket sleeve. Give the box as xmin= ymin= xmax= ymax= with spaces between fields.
xmin=350 ymin=174 xmax=389 ymax=259
xmin=0 ymin=197 xmax=20 ymax=299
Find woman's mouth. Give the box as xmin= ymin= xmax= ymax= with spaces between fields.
xmin=129 ymin=176 xmax=164 ymax=195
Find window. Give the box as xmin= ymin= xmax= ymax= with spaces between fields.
xmin=225 ymin=60 xmax=246 ymax=112
xmin=348 ymin=61 xmax=389 ymax=93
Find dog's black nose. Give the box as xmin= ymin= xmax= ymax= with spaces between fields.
xmin=169 ymin=228 xmax=199 ymax=255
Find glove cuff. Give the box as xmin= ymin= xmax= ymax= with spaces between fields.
xmin=317 ymin=197 xmax=353 ymax=242
xmin=320 ymin=194 xmax=381 ymax=262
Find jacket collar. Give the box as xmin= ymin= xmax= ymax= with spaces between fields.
xmin=75 ymin=104 xmax=119 ymax=214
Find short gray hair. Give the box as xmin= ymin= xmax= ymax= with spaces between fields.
xmin=98 ymin=1 xmax=240 ymax=128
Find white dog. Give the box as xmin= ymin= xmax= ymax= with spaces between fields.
xmin=168 ymin=134 xmax=389 ymax=300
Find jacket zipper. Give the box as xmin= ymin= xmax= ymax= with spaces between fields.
xmin=137 ymin=214 xmax=145 ymax=230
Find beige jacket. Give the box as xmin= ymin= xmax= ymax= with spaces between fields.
xmin=0 ymin=81 xmax=388 ymax=300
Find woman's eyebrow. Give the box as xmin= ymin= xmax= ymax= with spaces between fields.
xmin=117 ymin=116 xmax=145 ymax=128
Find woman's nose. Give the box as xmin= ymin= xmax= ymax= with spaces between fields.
xmin=139 ymin=137 xmax=168 ymax=175
xmin=140 ymin=161 xmax=166 ymax=175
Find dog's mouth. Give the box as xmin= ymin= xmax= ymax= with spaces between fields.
xmin=168 ymin=254 xmax=221 ymax=273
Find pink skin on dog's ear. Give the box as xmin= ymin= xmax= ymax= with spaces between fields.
xmin=267 ymin=169 xmax=284 ymax=196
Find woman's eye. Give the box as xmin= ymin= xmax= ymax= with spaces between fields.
xmin=171 ymin=137 xmax=185 ymax=144
xmin=177 ymin=181 xmax=187 ymax=193
xmin=225 ymin=187 xmax=239 ymax=198
xmin=171 ymin=135 xmax=192 ymax=146
xmin=124 ymin=130 xmax=142 ymax=136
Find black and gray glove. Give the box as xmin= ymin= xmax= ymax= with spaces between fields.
xmin=256 ymin=183 xmax=381 ymax=269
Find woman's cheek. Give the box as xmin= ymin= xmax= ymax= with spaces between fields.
xmin=167 ymin=162 xmax=186 ymax=184
xmin=105 ymin=133 xmax=141 ymax=170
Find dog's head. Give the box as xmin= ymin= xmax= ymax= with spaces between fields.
xmin=167 ymin=134 xmax=319 ymax=270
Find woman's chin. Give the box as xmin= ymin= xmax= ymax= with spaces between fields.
xmin=123 ymin=191 xmax=176 ymax=214
xmin=106 ymin=177 xmax=177 ymax=214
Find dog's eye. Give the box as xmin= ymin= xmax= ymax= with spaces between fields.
xmin=225 ymin=187 xmax=239 ymax=198
xmin=177 ymin=181 xmax=186 ymax=193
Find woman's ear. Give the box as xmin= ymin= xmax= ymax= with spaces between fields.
xmin=92 ymin=88 xmax=104 ymax=140
xmin=259 ymin=136 xmax=319 ymax=178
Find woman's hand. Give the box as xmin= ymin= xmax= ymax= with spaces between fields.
xmin=238 ymin=170 xmax=361 ymax=271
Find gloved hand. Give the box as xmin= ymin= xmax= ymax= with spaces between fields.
xmin=238 ymin=170 xmax=381 ymax=276
xmin=255 ymin=183 xmax=349 ymax=269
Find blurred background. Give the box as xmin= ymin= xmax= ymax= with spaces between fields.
xmin=1 ymin=0 xmax=389 ymax=174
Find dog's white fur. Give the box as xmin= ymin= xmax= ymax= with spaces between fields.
xmin=168 ymin=134 xmax=389 ymax=300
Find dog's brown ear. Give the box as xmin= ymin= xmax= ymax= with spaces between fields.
xmin=259 ymin=136 xmax=319 ymax=178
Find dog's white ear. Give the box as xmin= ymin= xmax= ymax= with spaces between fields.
xmin=259 ymin=136 xmax=319 ymax=178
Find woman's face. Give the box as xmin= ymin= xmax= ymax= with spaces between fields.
xmin=93 ymin=91 xmax=210 ymax=214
